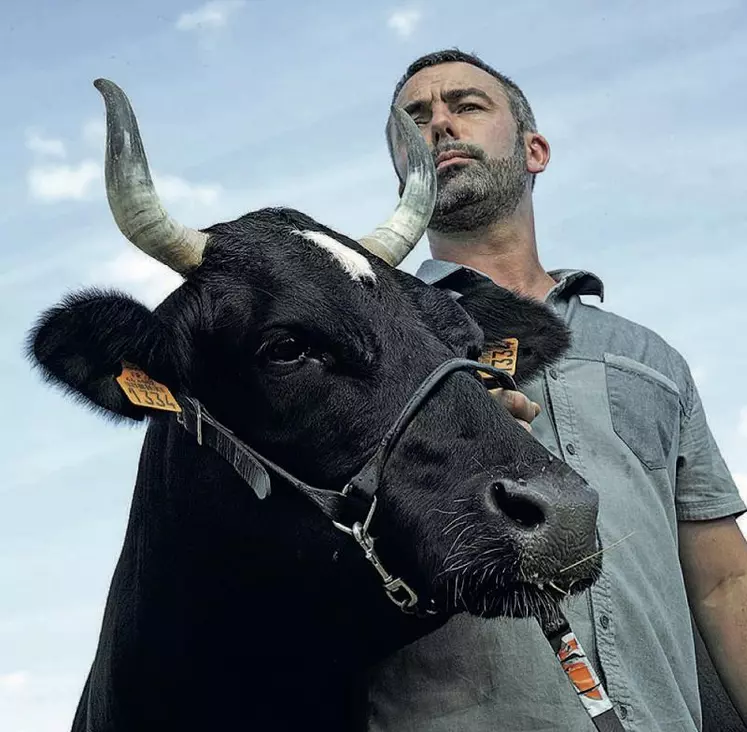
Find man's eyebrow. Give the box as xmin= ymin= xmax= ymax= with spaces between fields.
xmin=442 ymin=87 xmax=495 ymax=106
xmin=402 ymin=87 xmax=496 ymax=116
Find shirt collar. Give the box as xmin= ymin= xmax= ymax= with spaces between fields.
xmin=414 ymin=259 xmax=605 ymax=303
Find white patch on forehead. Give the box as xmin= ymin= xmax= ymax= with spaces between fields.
xmin=291 ymin=229 xmax=377 ymax=283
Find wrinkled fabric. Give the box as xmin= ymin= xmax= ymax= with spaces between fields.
xmin=366 ymin=262 xmax=745 ymax=732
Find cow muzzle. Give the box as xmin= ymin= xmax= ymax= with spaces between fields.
xmin=486 ymin=469 xmax=600 ymax=592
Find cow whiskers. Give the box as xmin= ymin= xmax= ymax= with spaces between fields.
xmin=425 ymin=508 xmax=460 ymax=517
xmin=558 ymin=531 xmax=636 ymax=575
xmin=443 ymin=512 xmax=478 ymax=535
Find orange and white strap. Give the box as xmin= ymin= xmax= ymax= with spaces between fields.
xmin=553 ymin=628 xmax=625 ymax=731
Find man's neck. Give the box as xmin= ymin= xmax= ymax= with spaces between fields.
xmin=427 ymin=204 xmax=556 ymax=302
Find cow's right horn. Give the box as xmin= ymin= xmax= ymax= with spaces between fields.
xmin=357 ymin=105 xmax=437 ymax=268
xmin=93 ymin=78 xmax=208 ymax=275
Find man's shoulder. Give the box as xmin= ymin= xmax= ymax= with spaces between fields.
xmin=567 ymin=297 xmax=696 ymax=409
xmin=573 ymin=296 xmax=673 ymax=347
xmin=571 ymin=296 xmax=680 ymax=357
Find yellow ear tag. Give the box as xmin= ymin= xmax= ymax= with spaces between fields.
xmin=115 ymin=363 xmax=182 ymax=413
xmin=479 ymin=337 xmax=519 ymax=377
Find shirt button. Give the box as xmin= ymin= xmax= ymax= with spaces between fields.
xmin=599 ymin=614 xmax=609 ymax=629
xmin=619 ymin=705 xmax=629 ymax=719
xmin=549 ymin=368 xmax=559 ymax=380
xmin=566 ymin=443 xmax=576 ymax=455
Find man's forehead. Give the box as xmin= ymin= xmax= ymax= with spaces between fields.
xmin=395 ymin=62 xmax=506 ymax=106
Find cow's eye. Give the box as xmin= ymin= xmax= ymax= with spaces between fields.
xmin=259 ymin=335 xmax=309 ymax=365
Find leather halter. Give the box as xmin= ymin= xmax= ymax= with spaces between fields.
xmin=175 ymin=357 xmax=516 ymax=614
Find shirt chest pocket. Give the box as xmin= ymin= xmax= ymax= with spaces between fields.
xmin=603 ymin=353 xmax=681 ymax=470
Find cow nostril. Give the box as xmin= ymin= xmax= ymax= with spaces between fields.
xmin=492 ymin=481 xmax=545 ymax=530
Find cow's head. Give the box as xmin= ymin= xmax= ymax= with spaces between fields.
xmin=27 ymin=80 xmax=600 ymax=627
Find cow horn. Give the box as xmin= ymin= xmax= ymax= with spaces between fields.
xmin=93 ymin=78 xmax=208 ymax=275
xmin=357 ymin=105 xmax=437 ymax=267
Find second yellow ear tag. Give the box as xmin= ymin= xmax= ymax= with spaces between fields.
xmin=479 ymin=338 xmax=519 ymax=377
xmin=115 ymin=363 xmax=182 ymax=413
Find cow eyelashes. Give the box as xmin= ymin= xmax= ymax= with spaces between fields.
xmin=257 ymin=335 xmax=308 ymax=365
xmin=264 ymin=336 xmax=306 ymax=363
xmin=256 ymin=333 xmax=332 ymax=369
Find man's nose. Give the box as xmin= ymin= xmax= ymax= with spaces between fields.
xmin=430 ymin=107 xmax=458 ymax=146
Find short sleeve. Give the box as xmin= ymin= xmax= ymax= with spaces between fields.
xmin=675 ymin=377 xmax=746 ymax=522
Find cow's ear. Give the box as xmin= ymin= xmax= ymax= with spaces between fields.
xmin=456 ymin=279 xmax=571 ymax=385
xmin=26 ymin=288 xmax=188 ymax=422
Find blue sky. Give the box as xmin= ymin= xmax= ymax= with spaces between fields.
xmin=2 ymin=0 xmax=746 ymax=728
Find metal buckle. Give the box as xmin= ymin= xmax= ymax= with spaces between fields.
xmin=176 ymin=397 xmax=203 ymax=446
xmin=195 ymin=400 xmax=203 ymax=445
xmin=382 ymin=577 xmax=420 ymax=613
xmin=331 ymin=494 xmax=422 ymax=613
xmin=350 ymin=518 xmax=420 ymax=613
xmin=330 ymin=482 xmax=372 ymax=536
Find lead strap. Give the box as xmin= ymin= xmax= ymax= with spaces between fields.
xmin=543 ymin=619 xmax=626 ymax=731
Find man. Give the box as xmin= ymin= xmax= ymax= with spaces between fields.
xmin=366 ymin=49 xmax=747 ymax=732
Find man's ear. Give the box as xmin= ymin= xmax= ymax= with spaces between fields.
xmin=456 ymin=279 xmax=571 ymax=385
xmin=26 ymin=288 xmax=188 ymax=422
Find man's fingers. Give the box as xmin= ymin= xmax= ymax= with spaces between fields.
xmin=490 ymin=388 xmax=541 ymax=424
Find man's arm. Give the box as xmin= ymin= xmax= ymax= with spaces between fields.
xmin=679 ymin=516 xmax=747 ymax=723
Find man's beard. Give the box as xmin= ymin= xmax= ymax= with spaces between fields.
xmin=428 ymin=136 xmax=529 ymax=234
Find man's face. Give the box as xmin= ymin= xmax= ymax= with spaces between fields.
xmin=392 ymin=62 xmax=531 ymax=233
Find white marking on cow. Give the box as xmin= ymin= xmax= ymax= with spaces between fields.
xmin=291 ymin=229 xmax=377 ymax=283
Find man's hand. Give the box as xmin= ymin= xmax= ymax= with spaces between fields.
xmin=490 ymin=388 xmax=541 ymax=432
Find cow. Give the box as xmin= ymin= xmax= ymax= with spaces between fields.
xmin=26 ymin=79 xmax=603 ymax=731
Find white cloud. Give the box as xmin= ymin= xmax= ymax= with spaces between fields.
xmin=27 ymin=159 xmax=100 ymax=202
xmin=176 ymin=0 xmax=245 ymax=31
xmin=26 ymin=152 xmax=221 ymax=211
xmin=89 ymin=249 xmax=183 ymax=307
xmin=25 ymin=130 xmax=66 ymax=158
xmin=23 ymin=108 xmax=221 ymax=210
xmin=24 ymin=120 xmax=107 ymax=201
xmin=82 ymin=118 xmax=106 ymax=150
xmin=387 ymin=7 xmax=422 ymax=38
xmin=0 ymin=670 xmax=30 ymax=694
xmin=153 ymin=173 xmax=222 ymax=207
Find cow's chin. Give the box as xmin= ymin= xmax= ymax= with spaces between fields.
xmin=434 ymin=569 xmax=600 ymax=623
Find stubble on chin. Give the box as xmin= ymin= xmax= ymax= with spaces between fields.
xmin=429 ymin=152 xmax=528 ymax=234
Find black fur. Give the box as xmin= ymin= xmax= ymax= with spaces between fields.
xmin=27 ymin=207 xmax=602 ymax=731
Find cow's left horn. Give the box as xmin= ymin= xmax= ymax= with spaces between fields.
xmin=357 ymin=106 xmax=437 ymax=268
xmin=93 ymin=78 xmax=208 ymax=275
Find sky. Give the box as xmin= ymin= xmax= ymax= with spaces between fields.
xmin=1 ymin=0 xmax=746 ymax=729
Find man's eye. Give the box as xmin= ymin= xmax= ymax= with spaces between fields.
xmin=260 ymin=336 xmax=309 ymax=364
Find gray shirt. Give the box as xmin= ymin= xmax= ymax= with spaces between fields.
xmin=367 ymin=262 xmax=745 ymax=732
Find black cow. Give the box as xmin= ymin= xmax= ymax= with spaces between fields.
xmin=27 ymin=79 xmax=602 ymax=731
